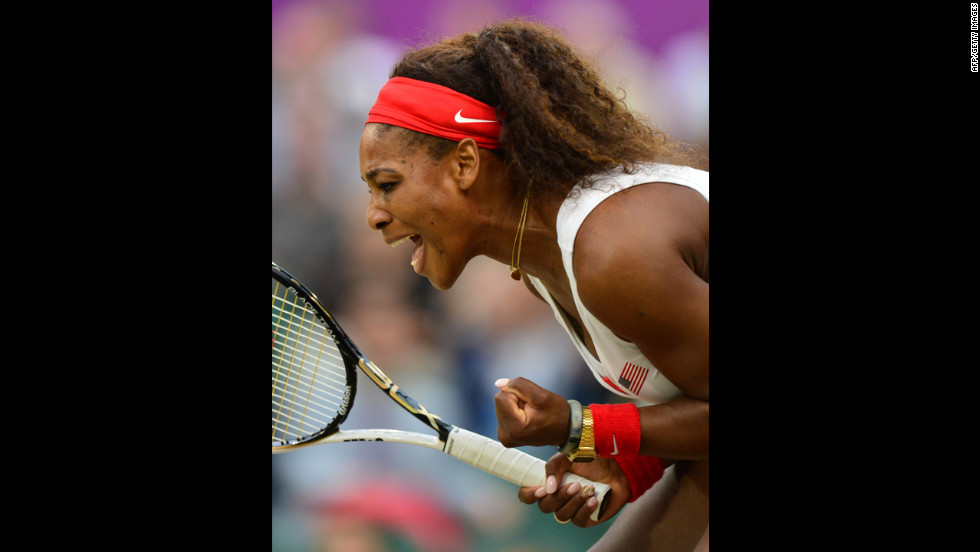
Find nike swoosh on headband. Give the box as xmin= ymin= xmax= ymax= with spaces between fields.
xmin=454 ymin=110 xmax=498 ymax=124
xmin=610 ymin=434 xmax=619 ymax=456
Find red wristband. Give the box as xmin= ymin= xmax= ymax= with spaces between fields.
xmin=589 ymin=403 xmax=641 ymax=458
xmin=614 ymin=455 xmax=665 ymax=502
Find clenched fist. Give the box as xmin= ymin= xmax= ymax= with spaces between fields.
xmin=494 ymin=377 xmax=633 ymax=527
xmin=493 ymin=377 xmax=572 ymax=448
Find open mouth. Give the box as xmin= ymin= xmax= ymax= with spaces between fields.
xmin=389 ymin=234 xmax=417 ymax=248
xmin=390 ymin=234 xmax=424 ymax=272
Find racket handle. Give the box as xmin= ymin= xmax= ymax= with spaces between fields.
xmin=445 ymin=427 xmax=611 ymax=522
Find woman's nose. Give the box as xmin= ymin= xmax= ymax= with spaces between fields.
xmin=366 ymin=196 xmax=390 ymax=230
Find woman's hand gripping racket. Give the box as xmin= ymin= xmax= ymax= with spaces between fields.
xmin=272 ymin=261 xmax=611 ymax=521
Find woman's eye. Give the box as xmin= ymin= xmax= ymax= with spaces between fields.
xmin=366 ymin=180 xmax=397 ymax=196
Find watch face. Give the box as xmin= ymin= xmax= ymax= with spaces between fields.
xmin=571 ymin=451 xmax=596 ymax=462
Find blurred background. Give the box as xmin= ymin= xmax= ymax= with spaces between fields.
xmin=271 ymin=0 xmax=708 ymax=550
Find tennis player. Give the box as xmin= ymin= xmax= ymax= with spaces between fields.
xmin=358 ymin=18 xmax=708 ymax=552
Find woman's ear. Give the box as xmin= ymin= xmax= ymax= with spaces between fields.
xmin=452 ymin=138 xmax=480 ymax=191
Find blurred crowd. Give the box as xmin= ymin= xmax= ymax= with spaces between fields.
xmin=271 ymin=1 xmax=708 ymax=550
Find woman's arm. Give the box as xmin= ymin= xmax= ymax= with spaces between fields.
xmin=494 ymin=181 xmax=709 ymax=526
xmin=574 ymin=181 xmax=709 ymax=459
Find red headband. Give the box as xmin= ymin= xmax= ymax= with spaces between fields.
xmin=366 ymin=77 xmax=503 ymax=149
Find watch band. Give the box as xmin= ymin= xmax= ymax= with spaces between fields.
xmin=568 ymin=406 xmax=597 ymax=462
xmin=558 ymin=400 xmax=583 ymax=455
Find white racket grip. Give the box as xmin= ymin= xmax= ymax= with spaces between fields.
xmin=445 ymin=427 xmax=610 ymax=522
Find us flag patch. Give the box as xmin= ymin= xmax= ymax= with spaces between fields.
xmin=618 ymin=362 xmax=650 ymax=395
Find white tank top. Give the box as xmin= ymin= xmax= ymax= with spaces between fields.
xmin=525 ymin=164 xmax=709 ymax=405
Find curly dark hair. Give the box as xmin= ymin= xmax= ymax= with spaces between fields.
xmin=379 ymin=17 xmax=705 ymax=200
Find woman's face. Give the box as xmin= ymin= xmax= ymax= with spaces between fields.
xmin=358 ymin=125 xmax=475 ymax=290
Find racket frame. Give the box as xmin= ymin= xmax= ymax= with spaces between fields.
xmin=273 ymin=261 xmax=454 ymax=450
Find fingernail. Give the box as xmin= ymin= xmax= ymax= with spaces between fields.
xmin=587 ymin=497 xmax=598 ymax=509
xmin=546 ymin=475 xmax=558 ymax=494
xmin=494 ymin=378 xmax=510 ymax=389
xmin=534 ymin=487 xmax=547 ymax=498
xmin=566 ymin=482 xmax=581 ymax=496
xmin=581 ymin=485 xmax=594 ymax=498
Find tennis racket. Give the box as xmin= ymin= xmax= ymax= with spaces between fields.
xmin=272 ymin=261 xmax=611 ymax=521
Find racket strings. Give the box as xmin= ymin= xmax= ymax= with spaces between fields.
xmin=272 ymin=281 xmax=350 ymax=445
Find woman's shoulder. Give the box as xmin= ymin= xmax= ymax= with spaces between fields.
xmin=570 ymin=167 xmax=709 ymax=311
xmin=574 ymin=180 xmax=705 ymax=275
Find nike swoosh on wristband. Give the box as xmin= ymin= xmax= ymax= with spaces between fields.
xmin=454 ymin=110 xmax=498 ymax=124
xmin=611 ymin=434 xmax=619 ymax=455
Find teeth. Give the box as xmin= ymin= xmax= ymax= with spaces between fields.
xmin=390 ymin=235 xmax=415 ymax=248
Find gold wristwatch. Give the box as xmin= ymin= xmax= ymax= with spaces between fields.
xmin=567 ymin=406 xmax=597 ymax=462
